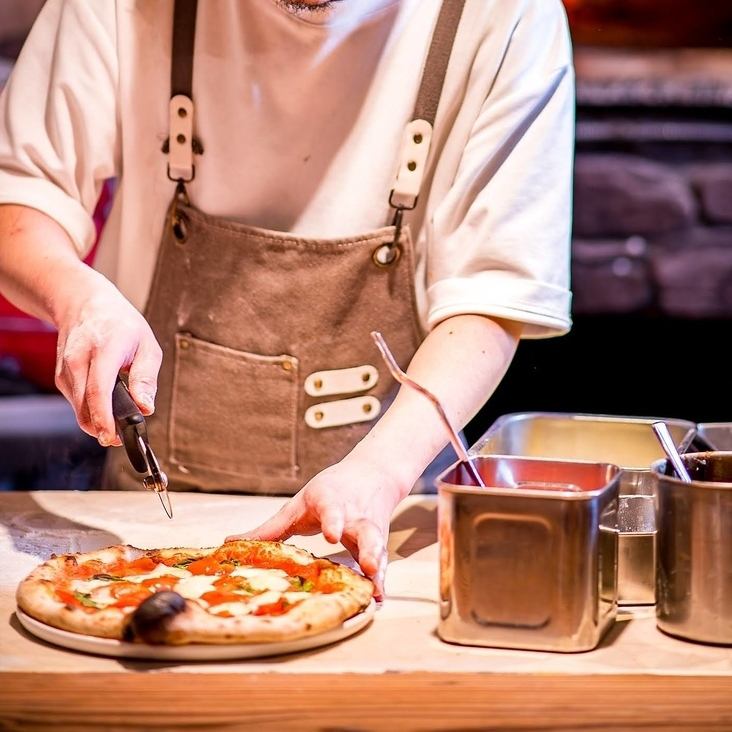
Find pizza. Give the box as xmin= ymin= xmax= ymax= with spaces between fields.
xmin=16 ymin=540 xmax=373 ymax=645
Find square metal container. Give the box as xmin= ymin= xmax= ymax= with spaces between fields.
xmin=437 ymin=456 xmax=621 ymax=652
xmin=469 ymin=413 xmax=697 ymax=605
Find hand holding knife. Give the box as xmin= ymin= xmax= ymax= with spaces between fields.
xmin=112 ymin=376 xmax=173 ymax=519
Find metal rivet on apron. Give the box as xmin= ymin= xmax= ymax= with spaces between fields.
xmin=171 ymin=212 xmax=189 ymax=243
xmin=281 ymin=360 xmax=293 ymax=372
xmin=180 ymin=338 xmax=190 ymax=349
xmin=314 ymin=410 xmax=324 ymax=421
xmin=372 ymin=243 xmax=401 ymax=267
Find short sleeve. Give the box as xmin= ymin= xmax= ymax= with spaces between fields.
xmin=425 ymin=0 xmax=575 ymax=338
xmin=0 ymin=0 xmax=119 ymax=257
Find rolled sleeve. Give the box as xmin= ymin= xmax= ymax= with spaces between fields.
xmin=425 ymin=0 xmax=575 ymax=339
xmin=0 ymin=172 xmax=97 ymax=253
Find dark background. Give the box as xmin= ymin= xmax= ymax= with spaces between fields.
xmin=465 ymin=314 xmax=728 ymax=446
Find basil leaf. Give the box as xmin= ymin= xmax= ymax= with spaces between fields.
xmin=73 ymin=591 xmax=102 ymax=608
xmin=172 ymin=557 xmax=196 ymax=569
xmin=291 ymin=577 xmax=314 ymax=592
xmin=92 ymin=573 xmax=124 ymax=582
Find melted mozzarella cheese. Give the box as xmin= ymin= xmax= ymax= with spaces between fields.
xmin=276 ymin=545 xmax=313 ymax=565
xmin=70 ymin=578 xmax=114 ymax=594
xmin=282 ymin=591 xmax=311 ymax=604
xmin=247 ymin=575 xmax=291 ymax=593
xmin=174 ymin=574 xmax=218 ymax=599
xmin=69 ymin=580 xmax=125 ymax=608
xmin=207 ymin=590 xmax=309 ymax=617
xmin=230 ymin=567 xmax=291 ymax=592
xmin=246 ymin=590 xmax=284 ymax=610
xmin=88 ymin=586 xmax=118 ymax=607
xmin=207 ymin=590 xmax=282 ymax=616
xmin=208 ymin=601 xmax=254 ymax=617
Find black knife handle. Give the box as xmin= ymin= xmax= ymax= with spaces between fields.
xmin=112 ymin=377 xmax=148 ymax=473
xmin=113 ymin=377 xmax=145 ymax=428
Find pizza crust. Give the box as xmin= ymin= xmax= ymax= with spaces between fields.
xmin=16 ymin=546 xmax=141 ymax=639
xmin=16 ymin=540 xmax=374 ymax=645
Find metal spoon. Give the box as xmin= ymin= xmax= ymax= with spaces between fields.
xmin=652 ymin=421 xmax=692 ymax=483
xmin=370 ymin=331 xmax=486 ymax=488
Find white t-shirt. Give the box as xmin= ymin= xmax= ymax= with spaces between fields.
xmin=0 ymin=0 xmax=574 ymax=337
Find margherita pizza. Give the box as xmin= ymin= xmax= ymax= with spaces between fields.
xmin=16 ymin=540 xmax=373 ymax=645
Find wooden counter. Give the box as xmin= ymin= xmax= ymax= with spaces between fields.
xmin=1 ymin=491 xmax=731 ymax=731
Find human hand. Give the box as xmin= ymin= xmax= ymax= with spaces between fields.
xmin=53 ymin=271 xmax=162 ymax=447
xmin=226 ymin=457 xmax=407 ymax=598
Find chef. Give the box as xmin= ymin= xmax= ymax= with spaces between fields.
xmin=0 ymin=0 xmax=574 ymax=592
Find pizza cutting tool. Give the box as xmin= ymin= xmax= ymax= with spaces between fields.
xmin=112 ymin=376 xmax=173 ymax=519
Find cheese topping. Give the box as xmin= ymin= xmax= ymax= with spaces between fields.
xmin=283 ymin=591 xmax=312 ymax=604
xmin=70 ymin=578 xmax=114 ymax=594
xmin=174 ymin=574 xmax=218 ymax=599
xmin=230 ymin=567 xmax=291 ymax=592
xmin=90 ymin=587 xmax=118 ymax=607
xmin=209 ymin=590 xmax=293 ymax=616
xmin=208 ymin=601 xmax=254 ymax=617
xmin=247 ymin=590 xmax=284 ymax=609
xmin=64 ymin=557 xmax=319 ymax=613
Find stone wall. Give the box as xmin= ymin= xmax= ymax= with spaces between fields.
xmin=571 ymin=49 xmax=732 ymax=317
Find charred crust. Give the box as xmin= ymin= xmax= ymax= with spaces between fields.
xmin=125 ymin=591 xmax=187 ymax=645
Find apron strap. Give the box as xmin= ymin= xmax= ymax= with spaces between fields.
xmin=389 ymin=0 xmax=466 ymax=216
xmin=164 ymin=0 xmax=203 ymax=184
xmin=414 ymin=0 xmax=467 ymax=127
xmin=163 ymin=0 xmax=463 ymax=224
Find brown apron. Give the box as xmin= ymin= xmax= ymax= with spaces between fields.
xmin=105 ymin=0 xmax=465 ymax=495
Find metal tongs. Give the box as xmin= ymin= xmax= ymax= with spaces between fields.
xmin=370 ymin=331 xmax=486 ymax=488
xmin=112 ymin=376 xmax=173 ymax=518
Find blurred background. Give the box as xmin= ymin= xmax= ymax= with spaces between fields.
xmin=0 ymin=0 xmax=731 ymax=489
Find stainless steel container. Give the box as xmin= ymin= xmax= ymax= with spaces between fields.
xmin=695 ymin=422 xmax=732 ymax=451
xmin=437 ymin=455 xmax=621 ymax=652
xmin=652 ymin=451 xmax=732 ymax=645
xmin=470 ymin=412 xmax=697 ymax=605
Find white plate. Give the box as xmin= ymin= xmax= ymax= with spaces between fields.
xmin=16 ymin=600 xmax=375 ymax=660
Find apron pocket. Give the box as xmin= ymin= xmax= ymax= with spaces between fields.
xmin=169 ymin=333 xmax=298 ymax=480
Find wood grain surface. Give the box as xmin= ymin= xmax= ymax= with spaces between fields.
xmin=2 ymin=673 xmax=732 ymax=731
